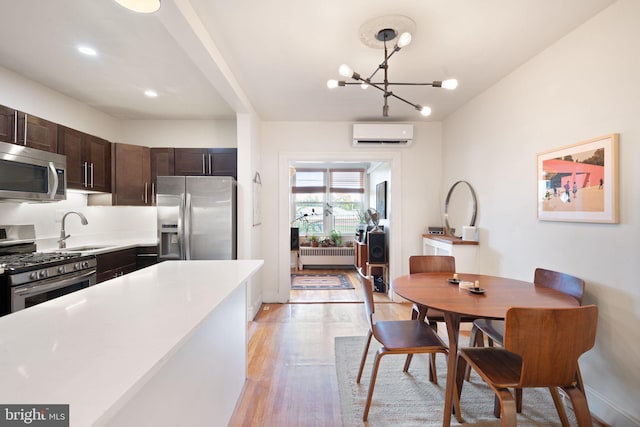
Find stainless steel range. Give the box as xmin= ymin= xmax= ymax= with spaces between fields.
xmin=0 ymin=225 xmax=96 ymax=316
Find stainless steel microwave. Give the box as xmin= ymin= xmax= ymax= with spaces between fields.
xmin=0 ymin=141 xmax=66 ymax=202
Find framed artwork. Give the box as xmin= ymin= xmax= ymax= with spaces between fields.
xmin=537 ymin=134 xmax=619 ymax=223
xmin=376 ymin=181 xmax=387 ymax=219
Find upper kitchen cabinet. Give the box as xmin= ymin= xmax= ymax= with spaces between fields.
xmin=0 ymin=105 xmax=58 ymax=153
xmin=58 ymin=126 xmax=111 ymax=193
xmin=150 ymin=148 xmax=175 ymax=178
xmin=112 ymin=143 xmax=151 ymax=206
xmin=0 ymin=105 xmax=16 ymax=143
xmin=16 ymin=114 xmax=58 ymax=153
xmin=174 ymin=148 xmax=237 ymax=179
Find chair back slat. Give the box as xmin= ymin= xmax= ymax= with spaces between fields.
xmin=534 ymin=268 xmax=585 ymax=304
xmin=409 ymin=255 xmax=456 ymax=274
xmin=503 ymin=305 xmax=597 ymax=387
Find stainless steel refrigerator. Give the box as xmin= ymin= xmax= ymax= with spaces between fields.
xmin=157 ymin=176 xmax=236 ymax=260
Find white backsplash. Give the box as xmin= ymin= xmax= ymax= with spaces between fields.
xmin=0 ymin=192 xmax=157 ymax=250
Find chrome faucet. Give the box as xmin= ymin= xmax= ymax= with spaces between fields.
xmin=58 ymin=211 xmax=88 ymax=249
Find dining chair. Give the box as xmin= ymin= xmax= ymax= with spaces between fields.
xmin=356 ymin=276 xmax=452 ymax=421
xmin=468 ymin=268 xmax=586 ymax=412
xmin=455 ymin=305 xmax=598 ymax=427
xmin=406 ymin=255 xmax=479 ymax=377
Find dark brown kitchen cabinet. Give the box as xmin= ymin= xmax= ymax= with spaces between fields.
xmin=136 ymin=245 xmax=159 ymax=270
xmin=58 ymin=126 xmax=111 ymax=192
xmin=0 ymin=105 xmax=16 ymax=143
xmin=1 ymin=105 xmax=58 ymax=152
xmin=16 ymin=114 xmax=58 ymax=152
xmin=174 ymin=148 xmax=237 ymax=179
xmin=96 ymin=248 xmax=137 ymax=283
xmin=150 ymin=147 xmax=175 ymax=204
xmin=112 ymin=143 xmax=151 ymax=206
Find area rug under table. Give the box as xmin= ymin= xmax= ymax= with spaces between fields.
xmin=335 ymin=335 xmax=578 ymax=427
xmin=291 ymin=274 xmax=355 ymax=290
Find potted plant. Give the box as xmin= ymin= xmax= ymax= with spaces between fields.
xmin=330 ymin=229 xmax=342 ymax=247
xmin=309 ymin=234 xmax=319 ymax=247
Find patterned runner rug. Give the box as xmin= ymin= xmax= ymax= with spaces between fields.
xmin=291 ymin=274 xmax=355 ymax=290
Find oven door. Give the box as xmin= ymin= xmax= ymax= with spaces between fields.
xmin=11 ymin=269 xmax=96 ymax=312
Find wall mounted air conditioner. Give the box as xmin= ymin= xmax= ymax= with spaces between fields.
xmin=352 ymin=123 xmax=413 ymax=146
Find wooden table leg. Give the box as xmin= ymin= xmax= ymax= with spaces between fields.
xmin=443 ymin=311 xmax=463 ymax=426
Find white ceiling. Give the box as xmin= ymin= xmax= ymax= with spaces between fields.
xmin=0 ymin=0 xmax=615 ymax=122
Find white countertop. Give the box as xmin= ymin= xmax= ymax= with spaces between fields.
xmin=0 ymin=259 xmax=263 ymax=426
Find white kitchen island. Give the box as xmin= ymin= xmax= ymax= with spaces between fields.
xmin=0 ymin=260 xmax=263 ymax=427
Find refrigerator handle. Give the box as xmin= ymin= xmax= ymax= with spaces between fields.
xmin=184 ymin=192 xmax=192 ymax=260
xmin=178 ymin=193 xmax=186 ymax=260
xmin=202 ymin=154 xmax=206 ymax=175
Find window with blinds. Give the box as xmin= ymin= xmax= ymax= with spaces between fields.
xmin=291 ymin=168 xmax=365 ymax=236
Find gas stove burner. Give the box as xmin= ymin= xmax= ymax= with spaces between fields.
xmin=0 ymin=252 xmax=84 ymax=271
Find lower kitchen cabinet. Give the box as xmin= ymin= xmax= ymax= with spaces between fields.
xmin=136 ymin=245 xmax=159 ymax=270
xmin=96 ymin=248 xmax=137 ymax=284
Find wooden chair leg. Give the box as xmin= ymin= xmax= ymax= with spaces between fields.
xmin=429 ymin=353 xmax=438 ymax=384
xmin=455 ymin=354 xmax=467 ymax=403
xmin=515 ymin=388 xmax=522 ymax=413
xmin=494 ymin=388 xmax=522 ymax=416
xmin=363 ymin=350 xmax=384 ymax=421
xmin=465 ymin=326 xmax=484 ymax=381
xmin=403 ymin=353 xmax=413 ymax=372
xmin=356 ymin=331 xmax=372 ymax=384
xmin=562 ymin=386 xmax=594 ymax=427
xmin=496 ymin=389 xmax=517 ymax=427
xmin=575 ymin=364 xmax=584 ymax=392
xmin=549 ymin=387 xmax=570 ymax=427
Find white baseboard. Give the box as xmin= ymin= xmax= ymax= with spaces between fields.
xmin=585 ymin=386 xmax=640 ymax=427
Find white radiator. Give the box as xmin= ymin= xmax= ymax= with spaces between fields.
xmin=298 ymin=247 xmax=354 ymax=269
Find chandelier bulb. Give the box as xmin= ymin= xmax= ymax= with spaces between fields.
xmin=360 ymin=82 xmax=369 ymax=90
xmin=397 ymin=32 xmax=412 ymax=48
xmin=338 ymin=64 xmax=354 ymax=78
xmin=417 ymin=105 xmax=432 ymax=117
xmin=442 ymin=79 xmax=458 ymax=90
xmin=327 ymin=79 xmax=339 ymax=89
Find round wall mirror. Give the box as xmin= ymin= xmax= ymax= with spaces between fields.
xmin=443 ymin=181 xmax=477 ymax=238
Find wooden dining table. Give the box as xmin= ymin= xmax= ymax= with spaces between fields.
xmin=392 ymin=272 xmax=580 ymax=427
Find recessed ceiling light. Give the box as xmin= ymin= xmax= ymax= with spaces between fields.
xmin=77 ymin=45 xmax=98 ymax=56
xmin=114 ymin=0 xmax=161 ymax=13
xmin=144 ymin=90 xmax=158 ymax=98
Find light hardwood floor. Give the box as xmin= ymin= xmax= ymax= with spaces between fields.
xmin=228 ymin=270 xmax=409 ymax=426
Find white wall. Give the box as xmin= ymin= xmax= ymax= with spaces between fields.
xmin=120 ymin=119 xmax=236 ymax=147
xmin=236 ymin=112 xmax=263 ymax=320
xmin=442 ymin=1 xmax=640 ymax=425
xmin=0 ymin=66 xmax=119 ymax=141
xmin=259 ymin=121 xmax=442 ymax=303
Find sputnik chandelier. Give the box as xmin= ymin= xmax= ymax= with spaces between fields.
xmin=327 ymin=26 xmax=458 ymax=118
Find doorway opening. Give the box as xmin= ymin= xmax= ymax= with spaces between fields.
xmin=288 ymin=159 xmax=392 ymax=304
